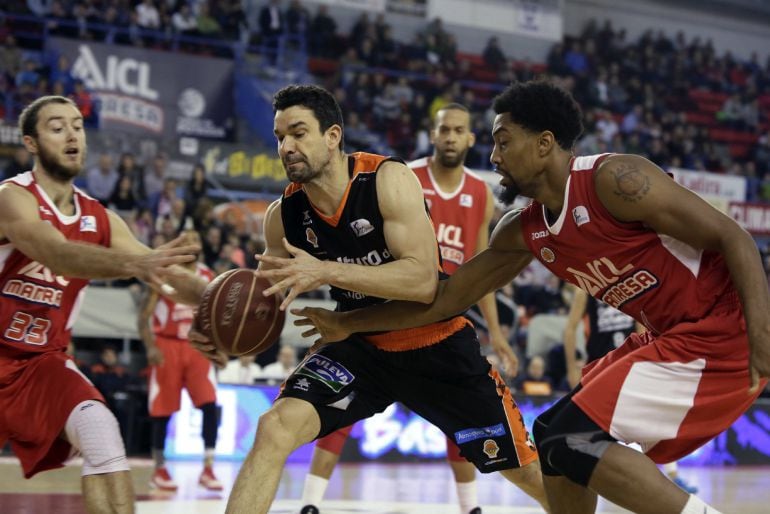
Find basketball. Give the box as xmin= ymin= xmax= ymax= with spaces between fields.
xmin=196 ymin=268 xmax=285 ymax=356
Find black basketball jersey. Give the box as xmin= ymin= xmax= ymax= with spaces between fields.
xmin=281 ymin=152 xmax=420 ymax=312
xmin=585 ymin=295 xmax=636 ymax=363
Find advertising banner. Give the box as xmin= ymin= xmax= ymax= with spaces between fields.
xmin=670 ymin=167 xmax=747 ymax=204
xmin=49 ymin=37 xmax=234 ymax=141
xmin=728 ymin=202 xmax=770 ymax=236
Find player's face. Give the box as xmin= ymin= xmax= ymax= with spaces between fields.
xmin=26 ymin=103 xmax=86 ymax=181
xmin=274 ymin=106 xmax=333 ymax=184
xmin=431 ymin=109 xmax=475 ymax=169
xmin=490 ymin=113 xmax=542 ymax=205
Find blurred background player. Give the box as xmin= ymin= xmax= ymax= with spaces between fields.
xmin=0 ymin=95 xmax=203 ymax=514
xmin=564 ymin=287 xmax=698 ymax=494
xmin=298 ymin=103 xmax=520 ymax=514
xmin=138 ymin=229 xmax=223 ymax=492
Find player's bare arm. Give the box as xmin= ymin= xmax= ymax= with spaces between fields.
xmin=107 ymin=210 xmax=206 ymax=305
xmin=475 ymin=184 xmax=519 ymax=375
xmin=259 ymin=161 xmax=440 ymax=307
xmin=293 ymin=210 xmax=533 ymax=344
xmin=563 ymin=285 xmax=588 ymax=388
xmin=137 ymin=288 xmax=163 ymax=366
xmin=0 ymin=183 xmax=197 ymax=285
xmin=595 ymin=153 xmax=770 ymax=389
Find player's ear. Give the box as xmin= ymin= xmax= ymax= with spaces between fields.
xmin=22 ymin=135 xmax=38 ymax=155
xmin=326 ymin=124 xmax=342 ymax=150
xmin=468 ymin=131 xmax=476 ymax=148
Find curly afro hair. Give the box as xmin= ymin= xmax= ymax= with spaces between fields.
xmin=492 ymin=80 xmax=584 ymax=150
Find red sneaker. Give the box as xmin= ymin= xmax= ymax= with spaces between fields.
xmin=198 ymin=466 xmax=224 ymax=491
xmin=149 ymin=467 xmax=178 ymax=491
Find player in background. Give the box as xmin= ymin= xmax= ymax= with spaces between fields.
xmin=191 ymin=84 xmax=549 ymax=514
xmin=298 ymin=103 xmax=520 ymax=514
xmin=564 ymin=287 xmax=698 ymax=494
xmin=292 ymin=80 xmax=770 ymax=514
xmin=0 ymin=96 xmax=205 ymax=513
xmin=138 ymin=229 xmax=224 ymax=492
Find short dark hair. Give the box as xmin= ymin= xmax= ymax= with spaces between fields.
xmin=273 ymin=85 xmax=345 ymax=150
xmin=434 ymin=103 xmax=470 ymax=126
xmin=18 ymin=95 xmax=78 ymax=138
xmin=492 ymin=80 xmax=583 ymax=150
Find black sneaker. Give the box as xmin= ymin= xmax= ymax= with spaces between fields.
xmin=300 ymin=506 xmax=320 ymax=514
xmin=469 ymin=508 xmax=482 ymax=514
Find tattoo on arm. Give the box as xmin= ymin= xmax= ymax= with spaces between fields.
xmin=611 ymin=163 xmax=650 ymax=202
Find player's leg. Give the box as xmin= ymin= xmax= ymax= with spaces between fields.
xmin=184 ymin=346 xmax=222 ymax=490
xmin=65 ymin=399 xmax=134 ymax=513
xmin=148 ymin=339 xmax=183 ymax=491
xmin=227 ymin=340 xmax=392 ymax=514
xmin=300 ymin=426 xmax=353 ymax=512
xmin=391 ymin=326 xmax=548 ymax=510
xmin=446 ymin=439 xmax=480 ymax=514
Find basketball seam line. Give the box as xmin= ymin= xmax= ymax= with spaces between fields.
xmin=232 ymin=273 xmax=258 ymax=355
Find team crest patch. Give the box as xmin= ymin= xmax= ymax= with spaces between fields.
xmin=295 ymin=354 xmax=355 ymax=393
xmin=350 ymin=218 xmax=374 ymax=237
xmin=482 ymin=439 xmax=500 ymax=459
xmin=302 ymin=210 xmax=313 ymax=226
xmin=459 ymin=194 xmax=473 ymax=207
xmin=306 ymin=228 xmax=319 ymax=248
xmin=572 ymin=205 xmax=590 ymax=226
xmin=540 ymin=247 xmax=556 ymax=263
xmin=80 ymin=215 xmax=97 ymax=232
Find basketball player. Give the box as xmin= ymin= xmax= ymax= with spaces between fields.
xmin=0 ymin=96 xmax=205 ymax=513
xmin=293 ymin=80 xmax=770 ymax=514
xmin=192 ymin=85 xmax=549 ymax=514
xmin=138 ymin=230 xmax=223 ymax=492
xmin=297 ymin=103 xmax=519 ymax=514
xmin=564 ymin=288 xmax=698 ymax=494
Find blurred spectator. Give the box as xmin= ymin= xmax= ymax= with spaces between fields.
xmin=50 ymin=54 xmax=75 ymax=95
xmin=70 ymin=80 xmax=94 ymax=121
xmin=219 ymin=355 xmax=262 ymax=384
xmin=136 ymin=0 xmax=161 ymax=30
xmin=108 ymin=175 xmax=139 ymax=217
xmin=261 ymin=344 xmax=298 ymax=384
xmin=259 ymin=0 xmax=284 ymax=64
xmin=0 ymin=35 xmax=23 ymax=82
xmin=16 ymin=59 xmax=41 ymax=88
xmin=2 ymin=146 xmax=33 ymax=180
xmin=308 ymin=4 xmax=336 ymax=57
xmin=86 ymin=153 xmax=118 ymax=205
xmin=482 ymin=36 xmax=506 ymax=73
xmin=196 ymin=2 xmax=222 ymax=38
xmin=149 ymin=178 xmax=179 ymax=220
xmin=516 ymin=356 xmax=553 ymax=396
xmin=89 ymin=345 xmax=135 ymax=441
xmin=117 ymin=152 xmax=146 ymax=204
xmin=144 ymin=153 xmax=167 ymax=199
xmin=172 ymin=3 xmax=198 ymax=36
xmin=202 ymin=225 xmax=224 ymax=267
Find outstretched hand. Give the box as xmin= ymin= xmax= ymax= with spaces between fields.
xmin=188 ymin=319 xmax=229 ymax=369
xmin=256 ymin=238 xmax=328 ymax=310
xmin=291 ymin=306 xmax=351 ymax=351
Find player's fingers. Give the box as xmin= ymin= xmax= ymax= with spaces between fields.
xmin=262 ymin=276 xmax=294 ymax=297
xmin=301 ymin=327 xmax=319 ymax=338
xmin=294 ymin=317 xmax=314 ymax=327
xmin=749 ymin=366 xmax=760 ymax=394
xmin=280 ymin=288 xmax=299 ymax=311
xmin=282 ymin=237 xmax=300 ymax=254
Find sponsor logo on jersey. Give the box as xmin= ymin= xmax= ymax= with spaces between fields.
xmin=18 ymin=261 xmax=70 ymax=287
xmin=294 ymin=377 xmax=310 ymax=391
xmin=531 ymin=230 xmax=549 ymax=240
xmin=540 ymin=247 xmax=556 ymax=263
xmin=482 ymin=439 xmax=500 ymax=458
xmin=306 ymin=228 xmax=319 ymax=248
xmin=336 ymin=248 xmax=391 ymax=266
xmin=2 ymin=279 xmax=63 ymax=307
xmin=460 ymin=194 xmax=473 ymax=207
xmin=572 ymin=205 xmax=590 ymax=226
xmin=350 ymin=218 xmax=375 ymax=237
xmin=455 ymin=423 xmax=506 ymax=444
xmin=295 ymin=354 xmax=355 ymax=393
xmin=600 ymin=269 xmax=659 ymax=309
xmin=302 ymin=210 xmax=312 ymax=226
xmin=566 ymin=257 xmax=634 ymax=296
xmin=79 ymin=215 xmax=97 ymax=232
xmin=436 ymin=223 xmax=463 ymax=248
xmin=440 ymin=245 xmax=464 ymax=266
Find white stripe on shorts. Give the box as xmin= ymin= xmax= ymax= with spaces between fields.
xmin=609 ymin=358 xmax=705 ymax=445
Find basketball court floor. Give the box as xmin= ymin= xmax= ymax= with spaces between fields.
xmin=1 ymin=457 xmax=768 ymax=513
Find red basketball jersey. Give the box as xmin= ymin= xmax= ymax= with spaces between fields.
xmin=519 ymin=154 xmax=736 ymax=335
xmin=409 ymin=157 xmax=489 ymax=274
xmin=152 ymin=263 xmax=213 ymax=340
xmin=0 ymin=172 xmax=112 ymax=358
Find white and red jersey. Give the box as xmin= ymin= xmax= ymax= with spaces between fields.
xmin=409 ymin=157 xmax=489 ymax=274
xmin=152 ymin=263 xmax=213 ymax=340
xmin=0 ymin=171 xmax=111 ymax=358
xmin=520 ymin=154 xmax=736 ymax=335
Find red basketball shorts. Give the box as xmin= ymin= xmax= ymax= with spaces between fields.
xmin=575 ymin=300 xmax=766 ymax=463
xmin=148 ymin=337 xmax=216 ymax=417
xmin=0 ymin=351 xmax=104 ymax=478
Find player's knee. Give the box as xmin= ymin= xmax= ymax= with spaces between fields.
xmin=535 ymin=402 xmax=613 ymax=486
xmin=256 ymin=407 xmax=300 ymax=452
xmin=64 ymin=401 xmax=129 ymax=476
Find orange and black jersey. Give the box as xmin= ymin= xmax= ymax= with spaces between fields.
xmin=280 ymin=152 xmax=470 ymax=351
